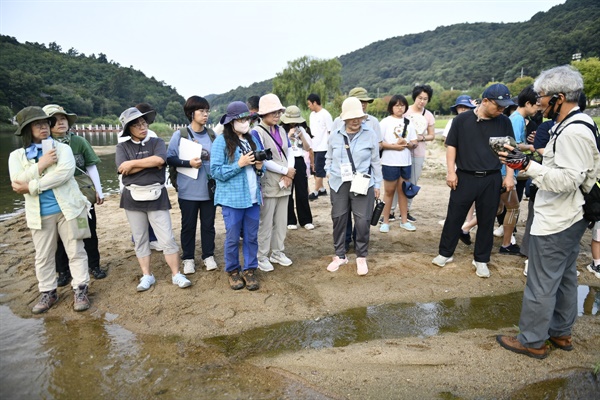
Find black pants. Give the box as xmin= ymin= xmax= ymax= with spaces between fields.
xmin=287 ymin=156 xmax=313 ymax=226
xmin=439 ymin=171 xmax=501 ymax=263
xmin=178 ymin=198 xmax=216 ymax=261
xmin=56 ymin=207 xmax=99 ymax=273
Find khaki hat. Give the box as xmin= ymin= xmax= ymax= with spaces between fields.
xmin=348 ymin=87 xmax=374 ymax=103
xmin=280 ymin=105 xmax=305 ymax=124
xmin=14 ymin=106 xmax=50 ymax=136
xmin=258 ymin=93 xmax=285 ymax=116
xmin=340 ymin=97 xmax=366 ymax=121
xmin=118 ymin=107 xmax=157 ymax=137
xmin=43 ymin=104 xmax=78 ymax=127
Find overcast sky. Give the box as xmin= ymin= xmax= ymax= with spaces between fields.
xmin=1 ymin=0 xmax=565 ymax=98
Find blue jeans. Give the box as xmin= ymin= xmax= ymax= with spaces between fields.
xmin=222 ymin=204 xmax=260 ymax=273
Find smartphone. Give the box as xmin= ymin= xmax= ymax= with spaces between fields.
xmin=41 ymin=138 xmax=54 ymax=154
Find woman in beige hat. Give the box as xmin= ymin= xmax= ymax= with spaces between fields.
xmin=280 ymin=105 xmax=314 ymax=230
xmin=9 ymin=106 xmax=91 ymax=314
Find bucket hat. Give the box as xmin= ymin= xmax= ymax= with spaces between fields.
xmin=220 ymin=101 xmax=251 ymax=125
xmin=340 ymin=97 xmax=366 ymax=121
xmin=14 ymin=106 xmax=50 ymax=136
xmin=482 ymin=84 xmax=515 ymax=107
xmin=348 ymin=87 xmax=374 ymax=103
xmin=280 ymin=105 xmax=305 ymax=124
xmin=43 ymin=104 xmax=78 ymax=127
xmin=118 ymin=107 xmax=157 ymax=137
xmin=450 ymin=95 xmax=476 ymax=114
xmin=258 ymin=93 xmax=285 ymax=116
xmin=402 ymin=181 xmax=421 ymax=199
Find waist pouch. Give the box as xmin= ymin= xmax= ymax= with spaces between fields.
xmin=127 ymin=183 xmax=164 ymax=201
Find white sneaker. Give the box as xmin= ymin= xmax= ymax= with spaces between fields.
xmin=356 ymin=257 xmax=368 ymax=276
xmin=511 ymin=234 xmax=516 ymax=245
xmin=172 ymin=273 xmax=192 ymax=288
xmin=149 ymin=241 xmax=163 ymax=251
xmin=258 ymin=256 xmax=274 ymax=272
xmin=203 ymin=256 xmax=218 ymax=271
xmin=493 ymin=225 xmax=504 ymax=237
xmin=432 ymin=255 xmax=454 ymax=267
xmin=327 ymin=256 xmax=348 ymax=272
xmin=523 ymin=259 xmax=528 ymax=276
xmin=287 ymin=224 xmax=298 ymax=230
xmin=137 ymin=274 xmax=155 ymax=292
xmin=303 ymin=223 xmax=315 ymax=230
xmin=400 ymin=222 xmax=416 ymax=231
xmin=472 ymin=260 xmax=490 ymax=278
xmin=183 ymin=259 xmax=196 ymax=275
xmin=270 ymin=251 xmax=293 ymax=266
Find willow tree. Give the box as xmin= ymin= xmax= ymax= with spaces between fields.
xmin=273 ymin=56 xmax=342 ymax=109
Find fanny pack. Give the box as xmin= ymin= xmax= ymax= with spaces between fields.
xmin=126 ymin=183 xmax=164 ymax=201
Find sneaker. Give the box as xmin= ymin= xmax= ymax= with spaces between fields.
xmin=407 ymin=213 xmax=416 ymax=223
xmin=90 ymin=266 xmax=107 ymax=280
xmin=57 ymin=271 xmax=72 ymax=287
xmin=149 ymin=241 xmax=163 ymax=251
xmin=493 ymin=225 xmax=504 ymax=237
xmin=287 ymin=224 xmax=298 ymax=230
xmin=32 ymin=290 xmax=58 ymax=314
xmin=270 ymin=251 xmax=292 ymax=266
xmin=499 ymin=244 xmax=521 ymax=255
xmin=472 ymin=260 xmax=490 ymax=278
xmin=308 ymin=192 xmax=319 ymax=201
xmin=432 ymin=255 xmax=453 ymax=267
xmin=356 ymin=257 xmax=368 ymax=276
xmin=303 ymin=223 xmax=315 ymax=230
xmin=137 ymin=274 xmax=156 ymax=292
xmin=327 ymin=256 xmax=348 ymax=272
xmin=459 ymin=231 xmax=472 ymax=245
xmin=258 ymin=256 xmax=274 ymax=272
xmin=523 ymin=259 xmax=528 ymax=276
xmin=400 ymin=222 xmax=416 ymax=231
xmin=242 ymin=269 xmax=260 ymax=291
xmin=318 ymin=189 xmax=328 ymax=197
xmin=183 ymin=259 xmax=196 ymax=275
xmin=73 ymin=284 xmax=90 ymax=312
xmin=228 ymin=270 xmax=245 ymax=290
xmin=203 ymin=256 xmax=218 ymax=271
xmin=172 ymin=273 xmax=192 ymax=288
xmin=380 ymin=223 xmax=390 ymax=233
xmin=388 ymin=213 xmax=396 ymax=222
xmin=587 ymin=262 xmax=600 ymax=278
xmin=511 ymin=234 xmax=516 ymax=245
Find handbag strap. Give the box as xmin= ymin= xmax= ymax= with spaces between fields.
xmin=258 ymin=125 xmax=287 ymax=160
xmin=343 ymin=135 xmax=357 ymax=174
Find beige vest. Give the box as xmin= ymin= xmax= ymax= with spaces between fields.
xmin=254 ymin=123 xmax=291 ymax=198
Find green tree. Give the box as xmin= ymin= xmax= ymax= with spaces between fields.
xmin=572 ymin=57 xmax=600 ymax=103
xmin=506 ymin=76 xmax=535 ymax=98
xmin=273 ymin=56 xmax=342 ymax=109
xmin=163 ymin=101 xmax=186 ymax=124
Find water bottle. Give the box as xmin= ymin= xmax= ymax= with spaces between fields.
xmin=370 ymin=199 xmax=385 ymax=226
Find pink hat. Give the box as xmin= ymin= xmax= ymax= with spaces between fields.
xmin=258 ymin=93 xmax=285 ymax=116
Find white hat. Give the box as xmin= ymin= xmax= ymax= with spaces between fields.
xmin=340 ymin=97 xmax=366 ymax=121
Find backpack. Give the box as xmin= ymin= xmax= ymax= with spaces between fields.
xmin=552 ymin=115 xmax=600 ymax=226
xmin=168 ymin=126 xmax=216 ymax=192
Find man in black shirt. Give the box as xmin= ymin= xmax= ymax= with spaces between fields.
xmin=432 ymin=84 xmax=515 ymax=278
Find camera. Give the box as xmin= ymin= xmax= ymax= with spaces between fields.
xmin=253 ymin=148 xmax=273 ymax=161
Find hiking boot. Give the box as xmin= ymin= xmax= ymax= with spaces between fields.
xmin=587 ymin=262 xmax=600 ymax=278
xmin=257 ymin=256 xmax=274 ymax=272
xmin=172 ymin=273 xmax=192 ymax=288
xmin=407 ymin=213 xmax=416 ymax=222
xmin=57 ymin=271 xmax=72 ymax=287
xmin=459 ymin=231 xmax=472 ymax=245
xmin=327 ymin=256 xmax=348 ymax=272
xmin=73 ymin=284 xmax=90 ymax=312
xmin=183 ymin=259 xmax=196 ymax=275
xmin=270 ymin=251 xmax=292 ymax=266
xmin=549 ymin=335 xmax=573 ymax=351
xmin=228 ymin=270 xmax=245 ymax=290
xmin=432 ymin=255 xmax=453 ymax=267
xmin=137 ymin=274 xmax=156 ymax=292
xmin=90 ymin=266 xmax=107 ymax=280
xmin=242 ymin=269 xmax=260 ymax=291
xmin=400 ymin=222 xmax=416 ymax=231
xmin=499 ymin=244 xmax=521 ymax=255
xmin=203 ymin=256 xmax=218 ymax=271
xmin=496 ymin=335 xmax=548 ymax=359
xmin=32 ymin=290 xmax=58 ymax=314
xmin=356 ymin=257 xmax=368 ymax=276
xmin=472 ymin=260 xmax=490 ymax=278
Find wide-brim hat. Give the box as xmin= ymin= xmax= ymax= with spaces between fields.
xmin=258 ymin=93 xmax=285 ymax=116
xmin=482 ymin=83 xmax=515 ymax=107
xmin=118 ymin=107 xmax=156 ymax=137
xmin=450 ymin=95 xmax=476 ymax=113
xmin=14 ymin=106 xmax=51 ymax=136
xmin=340 ymin=97 xmax=366 ymax=121
xmin=402 ymin=181 xmax=421 ymax=199
xmin=220 ymin=101 xmax=251 ymax=125
xmin=280 ymin=105 xmax=305 ymax=124
xmin=42 ymin=104 xmax=78 ymax=127
xmin=349 ymin=87 xmax=374 ymax=103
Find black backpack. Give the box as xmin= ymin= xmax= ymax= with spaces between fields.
xmin=168 ymin=126 xmax=216 ymax=192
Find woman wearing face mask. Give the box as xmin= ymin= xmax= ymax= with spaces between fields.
xmin=9 ymin=106 xmax=91 ymax=314
xmin=210 ymin=101 xmax=265 ymax=290
xmin=43 ymin=104 xmax=107 ymax=287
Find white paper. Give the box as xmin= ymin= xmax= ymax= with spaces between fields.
xmin=177 ymin=137 xmax=202 ymax=179
xmin=41 ymin=138 xmax=54 ymax=154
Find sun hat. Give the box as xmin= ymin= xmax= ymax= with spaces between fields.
xmin=220 ymin=101 xmax=251 ymax=125
xmin=258 ymin=93 xmax=285 ymax=116
xmin=450 ymin=95 xmax=476 ymax=113
xmin=118 ymin=107 xmax=157 ymax=137
xmin=482 ymin=84 xmax=515 ymax=107
xmin=14 ymin=106 xmax=50 ymax=136
xmin=348 ymin=87 xmax=374 ymax=103
xmin=42 ymin=104 xmax=78 ymax=127
xmin=280 ymin=105 xmax=305 ymax=124
xmin=340 ymin=97 xmax=366 ymax=121
xmin=402 ymin=181 xmax=421 ymax=199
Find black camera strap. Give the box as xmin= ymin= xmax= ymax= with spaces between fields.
xmin=343 ymin=135 xmax=357 ymax=174
xmin=258 ymin=125 xmax=287 ymax=160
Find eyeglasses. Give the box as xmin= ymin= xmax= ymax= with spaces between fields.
xmin=130 ymin=119 xmax=148 ymax=129
xmin=195 ymin=109 xmax=211 ymax=116
xmin=269 ymin=110 xmax=283 ymax=117
xmin=32 ymin=120 xmax=50 ymax=128
xmin=489 ymin=100 xmax=506 ymax=110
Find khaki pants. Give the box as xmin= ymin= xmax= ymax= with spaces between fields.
xmin=258 ymin=196 xmax=289 ymax=258
xmin=31 ymin=213 xmax=89 ymax=292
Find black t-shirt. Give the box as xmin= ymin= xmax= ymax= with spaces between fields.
xmin=446 ymin=110 xmax=514 ymax=171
